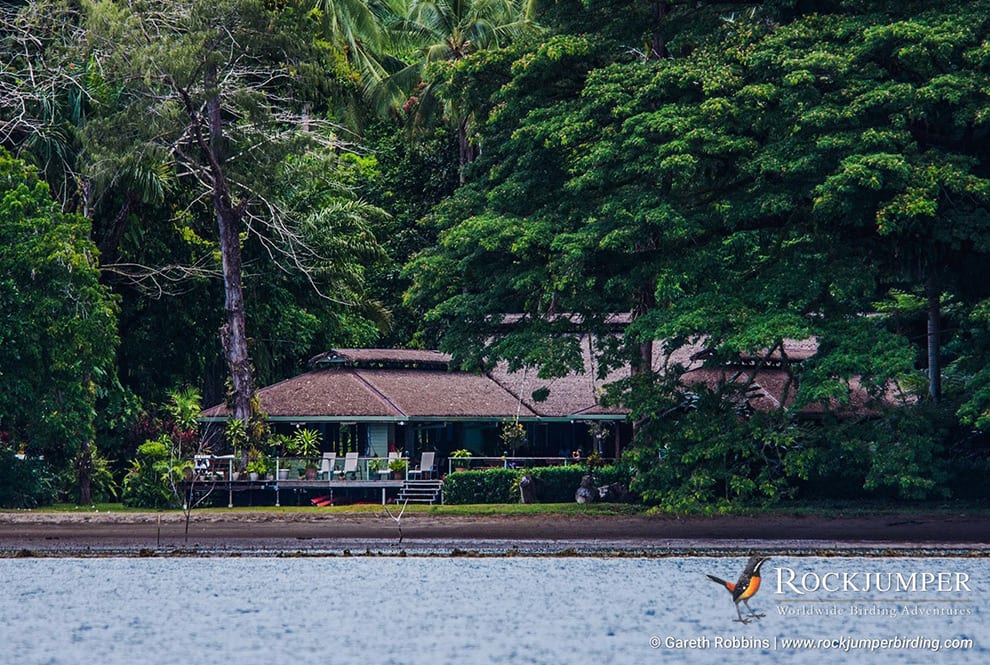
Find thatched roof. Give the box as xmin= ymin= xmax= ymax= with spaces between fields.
xmin=201 ymin=349 xmax=544 ymax=421
xmin=486 ymin=337 xmax=821 ymax=418
xmin=487 ymin=336 xmax=625 ymax=418
xmin=201 ymin=337 xmax=885 ymax=422
xmin=677 ymin=338 xmax=897 ymax=417
xmin=200 ymin=368 xmax=404 ymax=419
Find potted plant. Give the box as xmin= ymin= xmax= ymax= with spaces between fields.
xmin=245 ymin=459 xmax=267 ymax=482
xmin=369 ymin=458 xmax=385 ymax=475
xmin=269 ymin=433 xmax=293 ymax=480
xmin=388 ymin=458 xmax=407 ymax=480
xmin=288 ymin=428 xmax=321 ymax=480
xmin=500 ymin=420 xmax=527 ymax=456
xmin=450 ymin=449 xmax=472 ymax=473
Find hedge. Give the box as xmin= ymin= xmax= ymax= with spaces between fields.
xmin=442 ymin=468 xmax=517 ymax=504
xmin=443 ymin=465 xmax=632 ymax=504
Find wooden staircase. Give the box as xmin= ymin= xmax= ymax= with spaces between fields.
xmin=397 ymin=479 xmax=444 ymax=504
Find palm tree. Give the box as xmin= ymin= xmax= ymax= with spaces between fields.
xmin=384 ymin=0 xmax=540 ymax=180
xmin=311 ymin=0 xmax=399 ymax=92
xmin=308 ymin=0 xmax=417 ymax=131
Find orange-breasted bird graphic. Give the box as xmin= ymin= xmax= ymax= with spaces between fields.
xmin=706 ymin=555 xmax=769 ymax=624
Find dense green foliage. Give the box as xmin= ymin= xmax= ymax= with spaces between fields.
xmin=444 ymin=468 xmax=519 ymax=503
xmin=121 ymin=438 xmax=178 ymax=509
xmin=444 ymin=464 xmax=632 ymax=504
xmin=5 ymin=0 xmax=990 ymax=508
xmin=407 ymin=0 xmax=990 ymax=506
xmin=0 ymin=149 xmax=118 ymax=484
xmin=120 ymin=388 xmax=202 ymax=508
xmin=0 ymin=450 xmax=57 ymax=508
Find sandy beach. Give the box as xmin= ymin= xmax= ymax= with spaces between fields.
xmin=1 ymin=510 xmax=988 ymax=556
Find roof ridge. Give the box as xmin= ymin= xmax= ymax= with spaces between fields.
xmin=349 ymin=368 xmax=408 ymax=418
xmin=486 ymin=370 xmax=540 ymax=418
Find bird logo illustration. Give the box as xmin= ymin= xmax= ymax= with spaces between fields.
xmin=706 ymin=555 xmax=769 ymax=624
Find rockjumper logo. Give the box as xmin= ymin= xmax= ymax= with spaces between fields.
xmin=706 ymin=555 xmax=770 ymax=624
xmin=775 ymin=567 xmax=972 ymax=596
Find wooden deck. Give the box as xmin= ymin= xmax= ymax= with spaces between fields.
xmin=187 ymin=476 xmax=412 ymax=506
xmin=188 ymin=454 xmax=428 ymax=506
xmin=274 ymin=478 xmax=406 ymax=506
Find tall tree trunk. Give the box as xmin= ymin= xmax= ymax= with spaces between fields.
xmin=650 ymin=1 xmax=670 ymax=60
xmin=209 ymin=114 xmax=253 ymax=424
xmin=630 ymin=281 xmax=656 ymax=374
xmin=217 ymin=206 xmax=253 ymax=425
xmin=96 ymin=194 xmax=135 ymax=265
xmin=926 ymin=271 xmax=942 ymax=403
xmin=78 ymin=439 xmax=92 ymax=505
xmin=182 ymin=65 xmax=254 ymax=426
xmin=628 ymin=280 xmax=657 ymax=447
xmin=457 ymin=116 xmax=475 ymax=184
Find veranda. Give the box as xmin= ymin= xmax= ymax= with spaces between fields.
xmin=185 ymin=454 xmax=595 ymax=507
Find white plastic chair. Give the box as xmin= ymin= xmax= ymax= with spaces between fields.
xmin=338 ymin=451 xmax=359 ymax=480
xmin=377 ymin=451 xmax=399 ymax=480
xmin=319 ymin=452 xmax=337 ymax=480
xmin=408 ymin=451 xmax=435 ymax=480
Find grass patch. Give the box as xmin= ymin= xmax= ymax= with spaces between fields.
xmin=23 ymin=503 xmax=151 ymax=513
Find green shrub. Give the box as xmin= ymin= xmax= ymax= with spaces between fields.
xmin=443 ymin=469 xmax=517 ymax=504
xmin=443 ymin=465 xmax=634 ymax=504
xmin=624 ymin=392 xmax=808 ymax=509
xmin=526 ymin=466 xmax=585 ymax=502
xmin=0 ymin=451 xmax=56 ymax=508
xmin=597 ymin=465 xmax=634 ymax=487
xmin=526 ymin=465 xmax=633 ymax=502
xmin=58 ymin=445 xmax=119 ymax=504
xmin=121 ymin=437 xmax=179 ymax=508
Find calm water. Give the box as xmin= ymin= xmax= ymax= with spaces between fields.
xmin=0 ymin=556 xmax=984 ymax=664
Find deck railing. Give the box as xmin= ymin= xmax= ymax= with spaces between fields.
xmin=273 ymin=456 xmax=410 ymax=482
xmin=192 ymin=454 xmax=614 ymax=484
